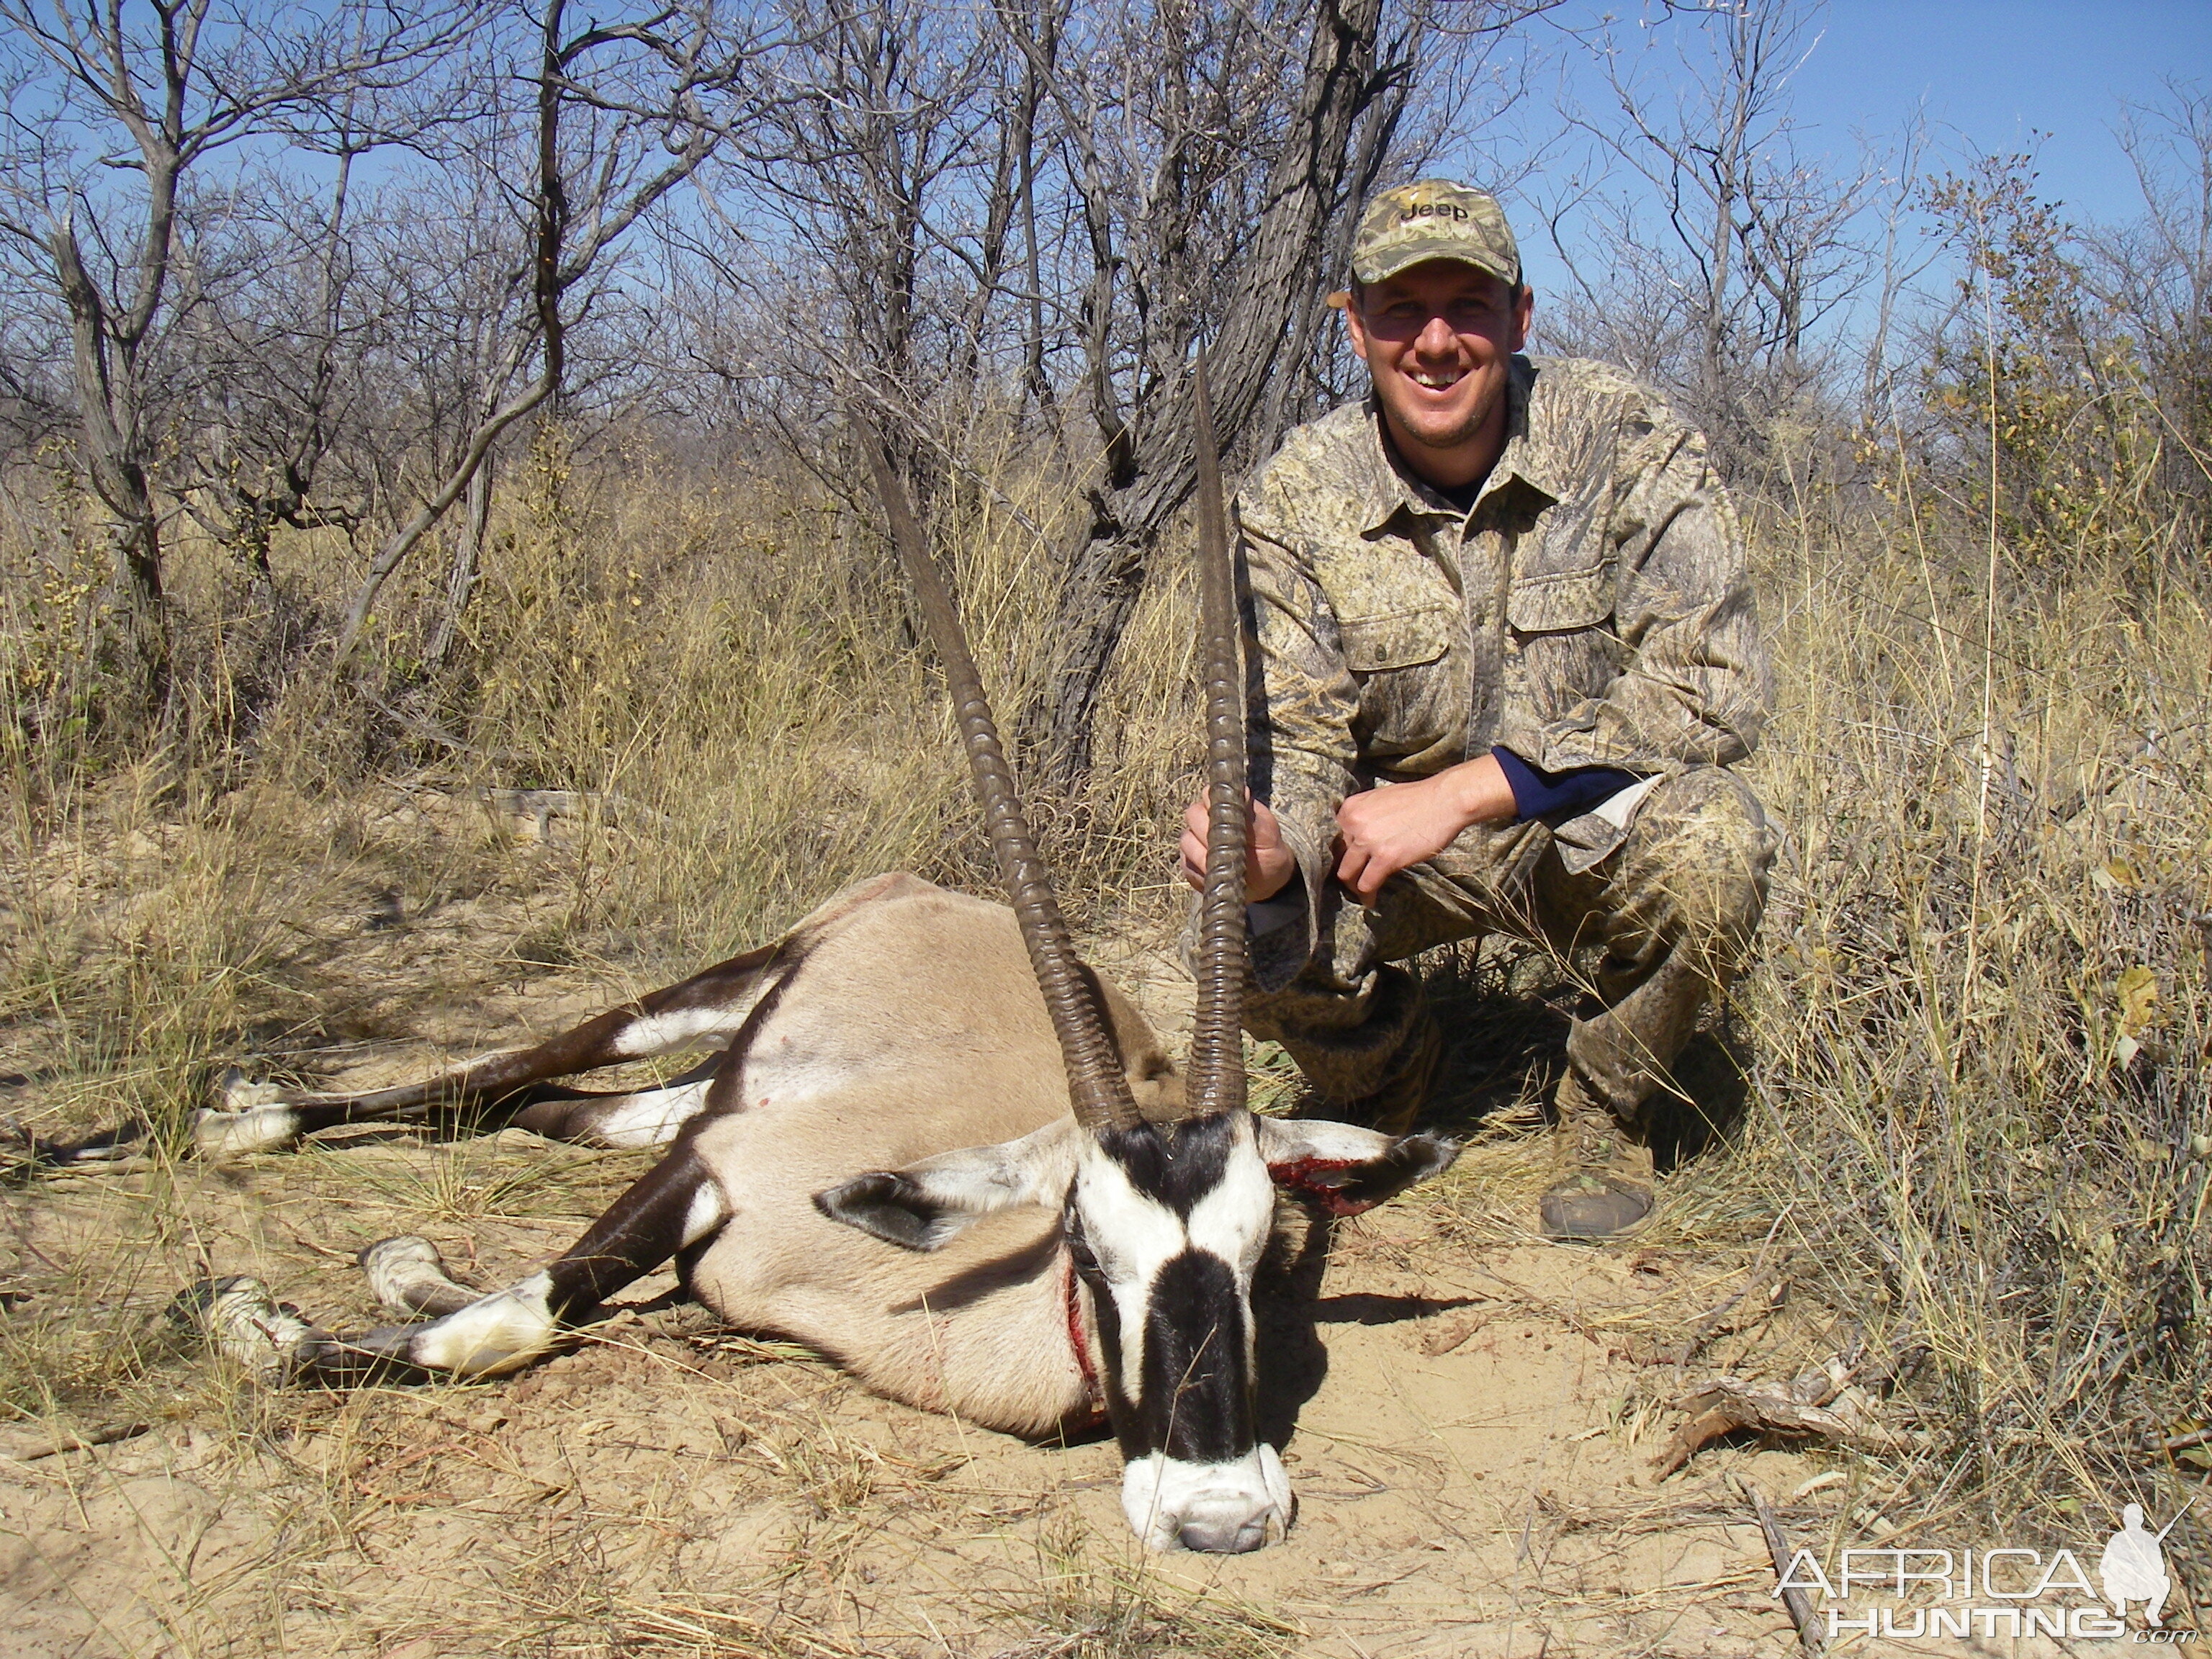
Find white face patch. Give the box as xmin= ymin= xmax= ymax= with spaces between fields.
xmin=1120 ymin=1444 xmax=1291 ymax=1552
xmin=405 ymin=1271 xmax=558 ymax=1377
xmin=587 ymin=1080 xmax=714 ymax=1147
xmin=1180 ymin=1130 xmax=1279 ymax=1282
xmin=1071 ymin=1119 xmax=1275 ymax=1400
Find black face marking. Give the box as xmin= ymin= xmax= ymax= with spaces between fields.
xmin=1093 ymin=1112 xmax=1239 ymax=1217
xmin=1139 ymin=1249 xmax=1253 ymax=1465
xmin=1066 ymin=1187 xmax=1259 ymax=1467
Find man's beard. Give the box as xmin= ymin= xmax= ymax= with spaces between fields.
xmin=1381 ymin=375 xmax=1503 ymax=457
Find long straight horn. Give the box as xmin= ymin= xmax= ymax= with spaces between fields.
xmin=1182 ymin=352 xmax=1249 ymax=1118
xmin=860 ymin=429 xmax=1142 ymax=1135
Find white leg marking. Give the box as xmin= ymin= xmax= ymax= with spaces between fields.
xmin=192 ymin=1103 xmax=302 ymax=1159
xmin=406 ymin=1271 xmax=558 ymax=1377
xmin=585 ymin=1080 xmax=714 ymax=1148
xmin=611 ymin=1008 xmax=740 ymax=1059
xmin=681 ymin=1179 xmax=727 ymax=1247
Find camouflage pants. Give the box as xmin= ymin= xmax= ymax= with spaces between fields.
xmin=1241 ymin=766 xmax=1778 ymax=1122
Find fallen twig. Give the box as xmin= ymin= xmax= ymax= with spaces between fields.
xmin=1668 ymin=1210 xmax=1817 ymax=1376
xmin=1732 ymin=1473 xmax=1822 ymax=1657
xmin=0 ymin=1420 xmax=152 ymax=1462
xmin=1652 ymin=1347 xmax=1909 ymax=1479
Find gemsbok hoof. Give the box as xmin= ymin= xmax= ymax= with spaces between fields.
xmin=170 ymin=1276 xmax=330 ymax=1381
xmin=359 ymin=1236 xmax=480 ymax=1318
xmin=190 ymin=1073 xmax=302 ymax=1160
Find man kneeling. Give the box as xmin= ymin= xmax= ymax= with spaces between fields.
xmin=1180 ymin=180 xmax=1776 ymax=1240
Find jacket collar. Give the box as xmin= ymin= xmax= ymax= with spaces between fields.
xmin=1354 ymin=355 xmax=1561 ymax=536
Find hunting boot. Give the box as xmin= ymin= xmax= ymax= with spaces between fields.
xmin=1539 ymin=1073 xmax=1654 ymax=1239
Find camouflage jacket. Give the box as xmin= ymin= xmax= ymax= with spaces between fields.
xmin=1239 ymin=354 xmax=1769 ymax=914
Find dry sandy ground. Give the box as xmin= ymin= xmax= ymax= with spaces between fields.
xmin=0 ymin=819 xmax=1970 ymax=1658
xmin=4 ymin=1150 xmax=1842 ymax=1658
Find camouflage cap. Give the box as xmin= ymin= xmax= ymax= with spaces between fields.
xmin=1350 ymin=180 xmax=1520 ymax=289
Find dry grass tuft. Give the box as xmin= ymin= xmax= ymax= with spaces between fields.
xmin=982 ymin=1516 xmax=1306 ymax=1658
xmin=1732 ymin=459 xmax=2211 ymax=1560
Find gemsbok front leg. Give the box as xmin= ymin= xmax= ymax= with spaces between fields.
xmin=186 ymin=1125 xmax=734 ymax=1382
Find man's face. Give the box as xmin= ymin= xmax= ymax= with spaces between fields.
xmin=1344 ymin=261 xmax=1532 ymax=486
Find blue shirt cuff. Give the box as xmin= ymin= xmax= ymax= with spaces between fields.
xmin=1491 ymin=747 xmax=1641 ymax=824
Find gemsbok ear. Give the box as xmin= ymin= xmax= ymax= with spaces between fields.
xmin=1254 ymin=1119 xmax=1461 ymax=1218
xmin=813 ymin=1117 xmax=1084 ymax=1251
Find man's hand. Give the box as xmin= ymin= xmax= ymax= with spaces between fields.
xmin=1180 ymin=792 xmax=1298 ymax=902
xmin=1333 ymin=753 xmax=1517 ymax=904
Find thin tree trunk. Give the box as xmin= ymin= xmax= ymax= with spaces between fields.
xmin=103 ymin=498 xmax=169 ymax=714
xmin=426 ymin=454 xmax=495 ymax=670
xmin=333 ymin=374 xmax=552 ymax=664
xmin=51 ymin=220 xmax=169 ymax=715
xmin=1026 ymin=0 xmax=1395 ymax=786
xmin=1017 ymin=39 xmax=1053 ymax=422
xmin=336 ymin=1 xmax=571 ymax=668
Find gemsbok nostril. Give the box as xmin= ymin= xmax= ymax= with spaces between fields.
xmin=1179 ymin=1517 xmax=1270 ymax=1554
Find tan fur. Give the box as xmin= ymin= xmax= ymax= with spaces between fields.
xmin=683 ymin=873 xmax=1174 ymax=1437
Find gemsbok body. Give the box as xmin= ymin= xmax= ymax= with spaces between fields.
xmin=166 ymin=368 xmax=1460 ymax=1553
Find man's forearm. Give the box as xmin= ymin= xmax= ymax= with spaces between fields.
xmin=1332 ymin=754 xmax=1515 ymax=902
xmin=1431 ymin=752 xmax=1520 ymax=825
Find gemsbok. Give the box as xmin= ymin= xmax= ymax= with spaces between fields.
xmin=153 ymin=367 xmax=1460 ymax=1553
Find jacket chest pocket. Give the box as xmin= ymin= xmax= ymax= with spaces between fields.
xmin=1339 ymin=606 xmax=1453 ymax=672
xmin=1510 ymin=464 xmax=1619 ymax=633
xmin=1506 ymin=563 xmax=1616 ymax=634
